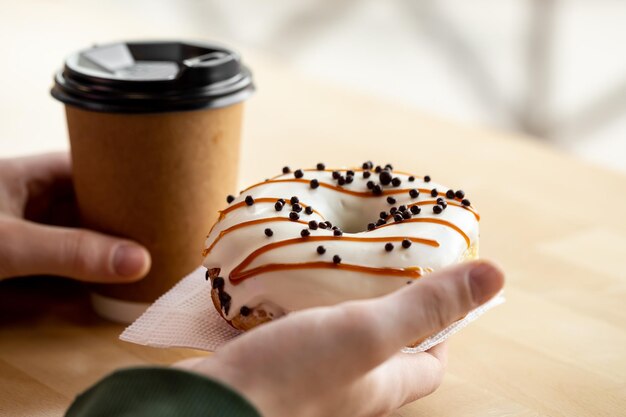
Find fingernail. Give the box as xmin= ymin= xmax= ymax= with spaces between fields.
xmin=113 ymin=244 xmax=149 ymax=278
xmin=469 ymin=262 xmax=504 ymax=305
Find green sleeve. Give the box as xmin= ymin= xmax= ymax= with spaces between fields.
xmin=65 ymin=367 xmax=261 ymax=417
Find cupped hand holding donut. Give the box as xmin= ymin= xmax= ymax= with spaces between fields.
xmin=177 ymin=260 xmax=504 ymax=417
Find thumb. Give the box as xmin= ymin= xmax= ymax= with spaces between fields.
xmin=282 ymin=260 xmax=503 ymax=384
xmin=0 ymin=218 xmax=151 ymax=282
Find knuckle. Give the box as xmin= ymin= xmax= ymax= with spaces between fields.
xmin=334 ymin=302 xmax=387 ymax=357
xmin=63 ymin=230 xmax=94 ymax=276
xmin=419 ymin=282 xmax=454 ymax=329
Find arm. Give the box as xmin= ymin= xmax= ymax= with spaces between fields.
xmin=65 ymin=368 xmax=260 ymax=417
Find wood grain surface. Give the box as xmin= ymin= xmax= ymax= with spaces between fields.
xmin=1 ymin=53 xmax=625 ymax=417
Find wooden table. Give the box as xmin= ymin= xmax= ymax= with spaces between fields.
xmin=1 ymin=53 xmax=625 ymax=417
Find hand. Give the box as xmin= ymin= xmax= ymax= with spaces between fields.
xmin=0 ymin=153 xmax=150 ymax=282
xmin=176 ymin=260 xmax=504 ymax=417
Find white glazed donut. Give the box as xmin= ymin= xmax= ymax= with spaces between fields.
xmin=202 ymin=162 xmax=480 ymax=331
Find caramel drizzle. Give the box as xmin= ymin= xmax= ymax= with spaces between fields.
xmin=385 ymin=200 xmax=480 ymax=221
xmin=207 ymin=198 xmax=325 ymax=237
xmin=232 ymin=262 xmax=424 ymax=284
xmin=271 ymin=168 xmax=419 ymax=180
xmin=242 ymin=178 xmax=437 ymax=198
xmin=203 ymin=217 xmax=308 ymax=256
xmin=219 ymin=197 xmax=323 ymax=220
xmin=229 ymin=235 xmax=439 ymax=284
xmin=377 ymin=218 xmax=471 ymax=248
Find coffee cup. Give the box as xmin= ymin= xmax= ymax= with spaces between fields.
xmin=51 ymin=41 xmax=254 ymax=322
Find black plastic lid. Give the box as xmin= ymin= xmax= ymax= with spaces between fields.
xmin=51 ymin=41 xmax=254 ymax=113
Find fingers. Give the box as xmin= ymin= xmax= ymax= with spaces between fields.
xmin=0 ymin=217 xmax=151 ymax=282
xmin=312 ymin=260 xmax=504 ymax=381
xmin=12 ymin=152 xmax=72 ymax=182
xmin=0 ymin=153 xmax=73 ymax=219
xmin=357 ymin=349 xmax=446 ymax=415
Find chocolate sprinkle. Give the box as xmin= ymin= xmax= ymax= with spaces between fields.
xmin=394 ymin=214 xmax=403 ymax=222
xmin=430 ymin=188 xmax=438 ymax=197
xmin=446 ymin=189 xmax=455 ymax=199
xmin=380 ymin=170 xmax=392 ymax=185
xmin=332 ymin=171 xmax=340 ymax=179
xmin=304 ymin=206 xmax=313 ymax=215
xmin=226 ymin=195 xmax=235 ymax=204
xmin=385 ymin=242 xmax=394 ymax=251
xmin=345 ymin=176 xmax=354 ymax=184
xmin=385 ymin=163 xmax=393 ymax=170
xmin=318 ymin=222 xmax=327 ymax=229
xmin=332 ymin=255 xmax=342 ymax=264
xmin=402 ymin=239 xmax=412 ymax=248
xmin=308 ymin=220 xmax=318 ymax=230
xmin=399 ymin=205 xmax=407 ymax=212
xmin=317 ymin=245 xmax=326 ymax=255
xmin=282 ymin=166 xmax=291 ymax=174
xmin=376 ymin=219 xmax=386 ymax=226
xmin=301 ymin=229 xmax=311 ymax=237
xmin=367 ymin=222 xmax=376 ymax=231
xmin=347 ymin=170 xmax=355 ymax=177
xmin=316 ymin=163 xmax=325 ymax=170
xmin=264 ymin=228 xmax=273 ymax=237
xmin=462 ymin=199 xmax=471 ymax=206
xmin=366 ymin=181 xmax=375 ymax=190
xmin=205 ymin=269 xmax=210 ymax=281
xmin=372 ymin=185 xmax=383 ymax=195
xmin=402 ymin=211 xmax=412 ymax=219
xmin=437 ymin=197 xmax=445 ymax=204
xmin=408 ymin=176 xmax=415 ymax=182
xmin=274 ymin=201 xmax=284 ymax=211
xmin=218 ymin=291 xmax=231 ymax=315
xmin=310 ymin=179 xmax=320 ymax=189
xmin=409 ymin=189 xmax=419 ymax=198
xmin=375 ymin=165 xmax=382 ymax=173
xmin=240 ymin=306 xmax=251 ymax=316
xmin=424 ymin=175 xmax=431 ymax=182
xmin=386 ymin=196 xmax=396 ymax=205
xmin=433 ymin=205 xmax=443 ymax=214
xmin=410 ymin=205 xmax=421 ymax=215
xmin=294 ymin=169 xmax=304 ymax=178
xmin=391 ymin=177 xmax=401 ymax=187
xmin=212 ymin=276 xmax=225 ymax=289
xmin=333 ymin=229 xmax=343 ymax=236
xmin=245 ymin=195 xmax=255 ymax=206
xmin=363 ymin=171 xmax=371 ymax=179
xmin=289 ymin=212 xmax=300 ymax=221
xmin=362 ymin=161 xmax=374 ymax=170
xmin=337 ymin=176 xmax=346 ymax=186
xmin=292 ymin=203 xmax=302 ymax=213
xmin=390 ymin=207 xmax=398 ymax=214
xmin=379 ymin=211 xmax=388 ymax=219
xmin=455 ymin=190 xmax=465 ymax=199
xmin=290 ymin=196 xmax=299 ymax=204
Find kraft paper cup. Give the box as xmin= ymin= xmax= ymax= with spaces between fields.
xmin=52 ymin=41 xmax=254 ymax=322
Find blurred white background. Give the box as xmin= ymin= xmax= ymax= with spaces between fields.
xmin=1 ymin=0 xmax=625 ymax=172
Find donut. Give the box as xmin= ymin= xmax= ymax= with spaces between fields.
xmin=202 ymin=162 xmax=480 ymax=331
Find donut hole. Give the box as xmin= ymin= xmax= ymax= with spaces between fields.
xmin=326 ymin=198 xmax=387 ymax=234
